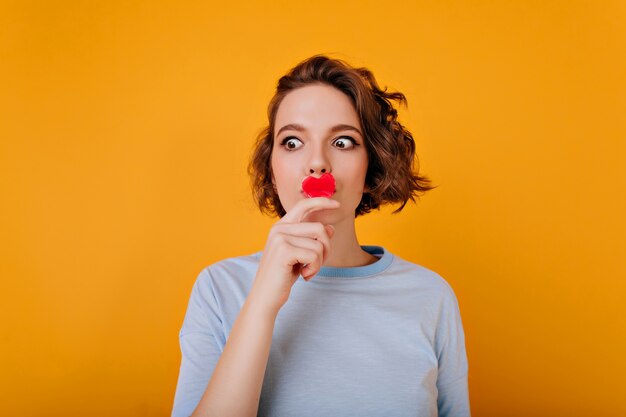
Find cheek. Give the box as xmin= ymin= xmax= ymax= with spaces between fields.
xmin=341 ymin=170 xmax=368 ymax=203
xmin=347 ymin=156 xmax=369 ymax=184
xmin=270 ymin=153 xmax=283 ymax=181
xmin=270 ymin=155 xmax=299 ymax=204
xmin=271 ymin=161 xmax=290 ymax=187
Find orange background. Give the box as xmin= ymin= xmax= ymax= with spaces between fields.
xmin=1 ymin=1 xmax=625 ymax=416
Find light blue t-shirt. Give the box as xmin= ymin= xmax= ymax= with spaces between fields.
xmin=172 ymin=245 xmax=470 ymax=417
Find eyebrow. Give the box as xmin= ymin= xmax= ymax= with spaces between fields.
xmin=275 ymin=123 xmax=363 ymax=137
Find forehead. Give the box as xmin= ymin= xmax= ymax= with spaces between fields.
xmin=274 ymin=84 xmax=361 ymax=131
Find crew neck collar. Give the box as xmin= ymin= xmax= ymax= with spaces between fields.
xmin=253 ymin=245 xmax=393 ymax=279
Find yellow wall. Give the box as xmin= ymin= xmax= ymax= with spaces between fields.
xmin=1 ymin=1 xmax=624 ymax=415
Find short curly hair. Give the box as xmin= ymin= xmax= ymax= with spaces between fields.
xmin=248 ymin=54 xmax=436 ymax=218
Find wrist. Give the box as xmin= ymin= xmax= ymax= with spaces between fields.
xmin=246 ymin=285 xmax=281 ymax=319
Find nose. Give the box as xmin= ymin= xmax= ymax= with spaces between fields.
xmin=307 ymin=145 xmax=331 ymax=176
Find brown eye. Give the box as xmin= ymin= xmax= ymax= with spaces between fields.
xmin=280 ymin=137 xmax=303 ymax=150
xmin=333 ymin=137 xmax=357 ymax=149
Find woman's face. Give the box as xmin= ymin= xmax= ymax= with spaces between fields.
xmin=271 ymin=83 xmax=369 ymax=222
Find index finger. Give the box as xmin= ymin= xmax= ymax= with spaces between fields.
xmin=278 ymin=197 xmax=341 ymax=224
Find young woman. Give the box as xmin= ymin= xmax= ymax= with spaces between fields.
xmin=172 ymin=55 xmax=470 ymax=417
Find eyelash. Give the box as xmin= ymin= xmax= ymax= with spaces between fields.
xmin=279 ymin=136 xmax=359 ymax=151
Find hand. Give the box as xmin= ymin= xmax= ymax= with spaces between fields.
xmin=249 ymin=197 xmax=340 ymax=314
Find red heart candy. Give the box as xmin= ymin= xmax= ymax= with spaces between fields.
xmin=301 ymin=173 xmax=336 ymax=198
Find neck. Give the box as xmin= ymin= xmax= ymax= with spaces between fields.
xmin=322 ymin=217 xmax=378 ymax=268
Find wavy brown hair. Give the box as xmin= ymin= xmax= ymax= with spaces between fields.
xmin=248 ymin=54 xmax=436 ymax=218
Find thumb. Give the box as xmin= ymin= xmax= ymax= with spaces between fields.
xmin=325 ymin=224 xmax=335 ymax=239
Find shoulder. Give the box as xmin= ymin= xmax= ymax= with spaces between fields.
xmin=202 ymin=251 xmax=261 ymax=278
xmin=388 ymin=255 xmax=458 ymax=311
xmin=191 ymin=251 xmax=261 ymax=296
xmin=389 ymin=255 xmax=454 ymax=295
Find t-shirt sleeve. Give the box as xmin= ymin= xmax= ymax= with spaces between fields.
xmin=435 ymin=282 xmax=471 ymax=417
xmin=171 ymin=268 xmax=225 ymax=417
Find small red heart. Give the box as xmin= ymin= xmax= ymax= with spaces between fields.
xmin=301 ymin=173 xmax=336 ymax=198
